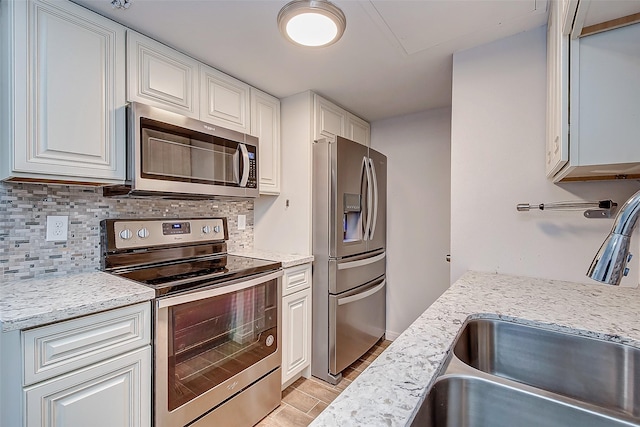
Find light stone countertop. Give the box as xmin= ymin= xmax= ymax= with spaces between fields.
xmin=310 ymin=271 xmax=640 ymax=427
xmin=0 ymin=272 xmax=155 ymax=332
xmin=229 ymin=249 xmax=314 ymax=268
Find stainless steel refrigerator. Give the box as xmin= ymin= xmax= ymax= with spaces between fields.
xmin=312 ymin=136 xmax=387 ymax=384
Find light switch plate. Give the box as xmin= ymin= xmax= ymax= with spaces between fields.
xmin=238 ymin=214 xmax=246 ymax=230
xmin=46 ymin=216 xmax=68 ymax=242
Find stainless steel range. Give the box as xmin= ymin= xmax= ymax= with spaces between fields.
xmin=101 ymin=218 xmax=282 ymax=427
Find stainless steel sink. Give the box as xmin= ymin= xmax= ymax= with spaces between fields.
xmin=410 ymin=318 xmax=640 ymax=426
xmin=453 ymin=319 xmax=640 ymax=417
xmin=411 ymin=375 xmax=639 ymax=427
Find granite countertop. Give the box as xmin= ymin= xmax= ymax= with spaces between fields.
xmin=310 ymin=271 xmax=640 ymax=426
xmin=0 ymin=272 xmax=155 ymax=332
xmin=229 ymin=249 xmax=314 ymax=268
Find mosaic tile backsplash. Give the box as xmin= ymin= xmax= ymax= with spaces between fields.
xmin=0 ymin=182 xmax=254 ymax=282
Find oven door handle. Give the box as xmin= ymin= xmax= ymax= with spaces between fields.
xmin=157 ymin=269 xmax=283 ymax=308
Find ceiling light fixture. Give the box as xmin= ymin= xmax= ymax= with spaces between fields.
xmin=277 ymin=0 xmax=346 ymax=48
xmin=111 ymin=0 xmax=131 ymax=9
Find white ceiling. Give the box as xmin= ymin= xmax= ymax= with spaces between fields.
xmin=72 ymin=0 xmax=549 ymax=122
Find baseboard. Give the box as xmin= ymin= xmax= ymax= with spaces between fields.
xmin=384 ymin=330 xmax=401 ymax=341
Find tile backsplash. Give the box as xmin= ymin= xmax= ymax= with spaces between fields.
xmin=0 ymin=182 xmax=254 ymax=282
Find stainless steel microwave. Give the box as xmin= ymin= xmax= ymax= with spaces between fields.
xmin=103 ymin=102 xmax=258 ymax=199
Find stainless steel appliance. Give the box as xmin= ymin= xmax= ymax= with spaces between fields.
xmin=103 ymin=102 xmax=259 ymax=199
xmin=312 ymin=136 xmax=387 ymax=384
xmin=101 ymin=218 xmax=282 ymax=427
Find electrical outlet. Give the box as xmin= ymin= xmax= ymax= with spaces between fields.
xmin=46 ymin=216 xmax=68 ymax=242
xmin=238 ymin=214 xmax=246 ymax=230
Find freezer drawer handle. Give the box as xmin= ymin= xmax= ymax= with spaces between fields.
xmin=337 ymin=252 xmax=386 ymax=270
xmin=337 ymin=280 xmax=386 ymax=306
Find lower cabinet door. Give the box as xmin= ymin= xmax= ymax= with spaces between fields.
xmin=282 ymin=287 xmax=312 ymax=386
xmin=25 ymin=346 xmax=151 ymax=427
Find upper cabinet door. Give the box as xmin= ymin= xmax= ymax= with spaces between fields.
xmin=126 ymin=31 xmax=199 ymax=119
xmin=200 ymin=65 xmax=251 ymax=134
xmin=545 ymin=0 xmax=570 ymax=177
xmin=346 ymin=113 xmax=371 ymax=147
xmin=250 ymin=88 xmax=281 ymax=195
xmin=7 ymin=0 xmax=126 ymax=183
xmin=314 ymin=94 xmax=346 ymax=143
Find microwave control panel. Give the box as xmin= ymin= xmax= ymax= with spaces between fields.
xmin=247 ymin=151 xmax=257 ymax=188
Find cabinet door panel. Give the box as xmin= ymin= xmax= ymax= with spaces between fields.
xmin=127 ymin=31 xmax=199 ymax=118
xmin=314 ymin=95 xmax=346 ymax=142
xmin=200 ymin=65 xmax=250 ymax=133
xmin=25 ymin=347 xmax=151 ymax=427
xmin=282 ymin=287 xmax=311 ymax=385
xmin=251 ymin=88 xmax=281 ymax=194
xmin=545 ymin=0 xmax=569 ymax=177
xmin=575 ymin=23 xmax=640 ymax=165
xmin=347 ymin=113 xmax=370 ymax=147
xmin=13 ymin=0 xmax=126 ymax=181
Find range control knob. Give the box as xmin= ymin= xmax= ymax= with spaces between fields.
xmin=202 ymin=225 xmax=212 ymax=234
xmin=137 ymin=228 xmax=150 ymax=239
xmin=214 ymin=225 xmax=221 ymax=233
xmin=119 ymin=229 xmax=133 ymax=240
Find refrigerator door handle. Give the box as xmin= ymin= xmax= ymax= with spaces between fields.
xmin=369 ymin=157 xmax=378 ymax=240
xmin=337 ymin=251 xmax=386 ymax=270
xmin=337 ymin=279 xmax=386 ymax=306
xmin=363 ymin=156 xmax=373 ymax=240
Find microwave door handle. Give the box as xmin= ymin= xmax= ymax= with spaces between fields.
xmin=238 ymin=143 xmax=250 ymax=187
xmin=369 ymin=157 xmax=378 ymax=240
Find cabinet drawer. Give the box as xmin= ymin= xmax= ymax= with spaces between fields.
xmin=23 ymin=302 xmax=151 ymax=386
xmin=283 ymin=264 xmax=312 ymax=297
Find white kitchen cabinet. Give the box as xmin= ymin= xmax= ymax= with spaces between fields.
xmin=251 ymin=88 xmax=281 ymax=195
xmin=314 ymin=94 xmax=370 ymax=146
xmin=25 ymin=347 xmax=150 ymax=427
xmin=571 ymin=0 xmax=640 ymax=38
xmin=0 ymin=0 xmax=126 ymax=184
xmin=347 ymin=112 xmax=371 ymax=147
xmin=200 ymin=65 xmax=251 ymax=134
xmin=1 ymin=302 xmax=151 ymax=427
xmin=281 ymin=263 xmax=312 ymax=388
xmin=545 ymin=0 xmax=570 ymax=177
xmin=126 ymin=31 xmax=281 ymax=189
xmin=547 ymin=0 xmax=640 ymax=182
xmin=126 ymin=31 xmax=199 ymax=119
xmin=314 ymin=94 xmax=347 ymax=143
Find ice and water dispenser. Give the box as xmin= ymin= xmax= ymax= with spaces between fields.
xmin=343 ymin=193 xmax=362 ymax=242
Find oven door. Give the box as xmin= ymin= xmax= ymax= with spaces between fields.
xmin=154 ymin=270 xmax=282 ymax=427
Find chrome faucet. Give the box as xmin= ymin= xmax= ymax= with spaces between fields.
xmin=587 ymin=189 xmax=640 ymax=285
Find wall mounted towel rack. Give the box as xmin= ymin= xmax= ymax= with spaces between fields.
xmin=516 ymin=200 xmax=617 ymax=218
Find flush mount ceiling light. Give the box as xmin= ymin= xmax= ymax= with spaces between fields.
xmin=277 ymin=0 xmax=346 ymax=48
xmin=111 ymin=0 xmax=131 ymax=9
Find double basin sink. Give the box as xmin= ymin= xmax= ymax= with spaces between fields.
xmin=411 ymin=318 xmax=640 ymax=426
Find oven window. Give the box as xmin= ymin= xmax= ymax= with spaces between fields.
xmin=167 ymin=279 xmax=278 ymax=411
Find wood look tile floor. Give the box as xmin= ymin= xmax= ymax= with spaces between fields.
xmin=257 ymin=338 xmax=392 ymax=427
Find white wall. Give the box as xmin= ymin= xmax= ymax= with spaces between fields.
xmin=371 ymin=108 xmax=451 ymax=339
xmin=451 ymin=25 xmax=640 ymax=287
